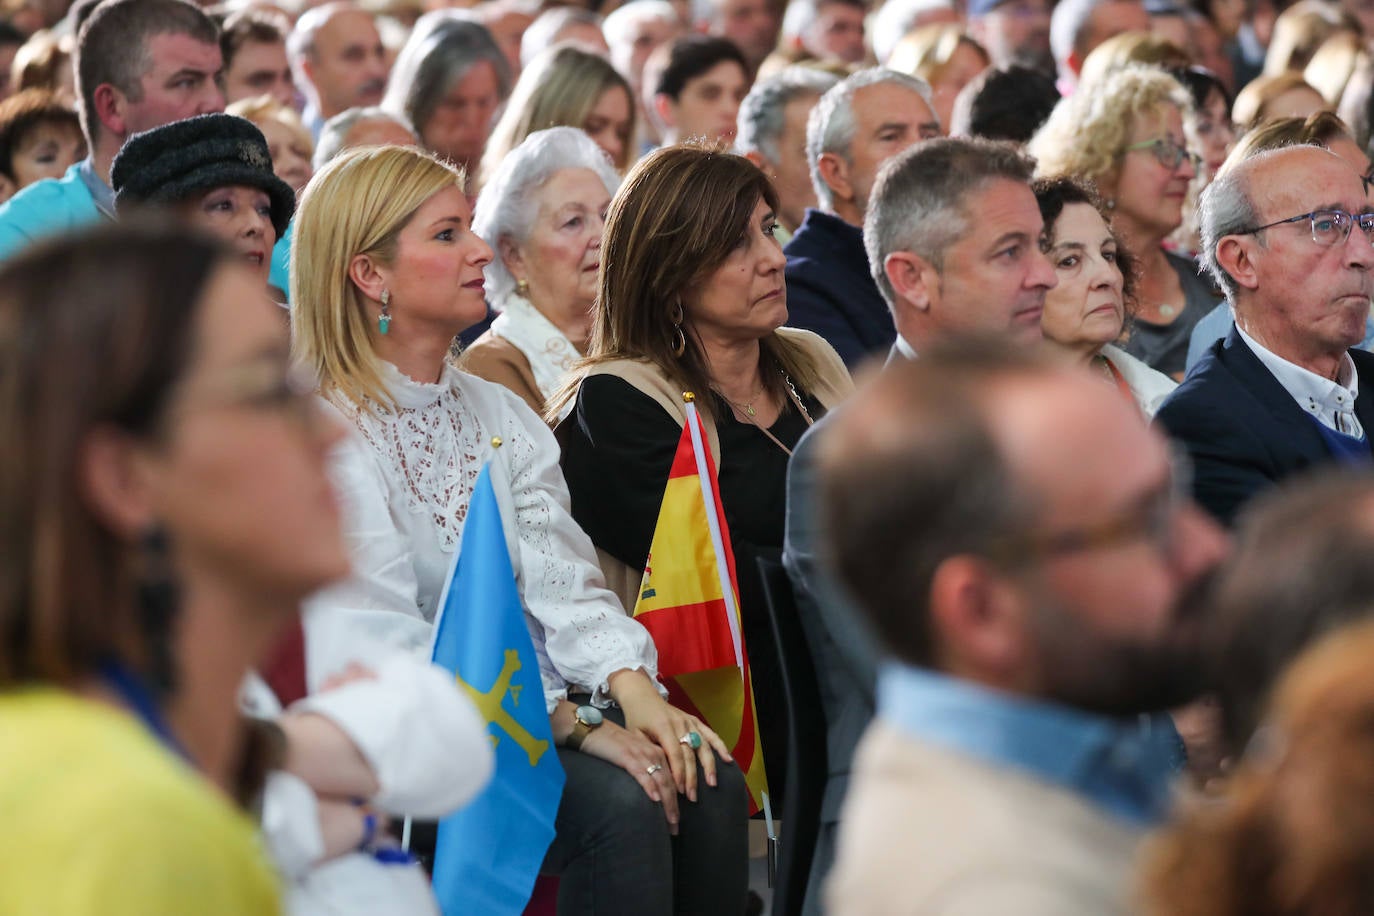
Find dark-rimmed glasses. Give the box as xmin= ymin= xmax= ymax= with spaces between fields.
xmin=1123 ymin=137 xmax=1201 ymax=172
xmin=1234 ymin=209 xmax=1374 ymax=247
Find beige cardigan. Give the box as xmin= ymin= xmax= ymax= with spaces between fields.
xmin=576 ymin=327 xmax=854 ymax=612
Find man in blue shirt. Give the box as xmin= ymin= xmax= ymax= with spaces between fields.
xmin=814 ymin=339 xmax=1228 ymax=914
xmin=0 ymin=0 xmax=224 ymax=259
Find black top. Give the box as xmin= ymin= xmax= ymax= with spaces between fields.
xmin=558 ymin=374 xmax=819 ymax=571
xmin=557 ymin=372 xmax=824 ymax=794
xmin=1122 ymin=250 xmax=1222 ymax=378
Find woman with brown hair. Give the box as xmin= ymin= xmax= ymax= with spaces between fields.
xmin=0 ymin=220 xmax=349 ymax=912
xmin=553 ymin=146 xmax=853 ymax=785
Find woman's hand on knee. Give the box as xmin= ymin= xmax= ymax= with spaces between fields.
xmin=579 ymin=721 xmax=681 ymax=835
xmin=620 ymin=691 xmax=734 ymax=804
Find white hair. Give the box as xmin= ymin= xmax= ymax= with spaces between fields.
xmin=872 ymin=0 xmax=959 ymax=64
xmin=603 ymin=0 xmax=679 ymax=47
xmin=472 ymin=126 xmax=622 ymax=304
xmin=313 ymin=106 xmax=416 ymax=171
xmin=520 ymin=8 xmax=604 ymax=69
xmin=737 ymin=66 xmax=839 ymax=162
xmin=806 ymin=67 xmax=933 ymax=212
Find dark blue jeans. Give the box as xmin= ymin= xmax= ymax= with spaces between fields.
xmin=540 ymin=702 xmax=750 ymax=916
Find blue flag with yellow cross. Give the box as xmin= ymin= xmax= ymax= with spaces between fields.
xmin=429 ymin=459 xmax=565 ymax=915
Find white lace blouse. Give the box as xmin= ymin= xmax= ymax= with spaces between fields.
xmin=303 ymin=360 xmax=660 ymax=713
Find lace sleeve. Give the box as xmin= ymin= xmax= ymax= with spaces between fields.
xmin=302 ymin=419 xmax=434 ymax=691
xmin=492 ymin=390 xmax=666 ymax=708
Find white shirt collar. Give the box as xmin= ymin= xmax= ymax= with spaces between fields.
xmin=1235 ymin=324 xmax=1363 ymax=437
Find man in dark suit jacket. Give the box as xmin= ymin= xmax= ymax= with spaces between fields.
xmin=1157 ymin=145 xmax=1374 ymax=526
xmin=784 ymin=136 xmax=1057 ymax=915
xmin=783 ymin=68 xmax=940 ymax=370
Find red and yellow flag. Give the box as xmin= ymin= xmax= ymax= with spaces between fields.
xmin=633 ymin=395 xmax=769 ymax=814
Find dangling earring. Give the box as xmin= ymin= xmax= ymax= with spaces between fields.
xmin=515 ymin=278 xmax=530 ymax=297
xmin=136 ymin=524 xmax=180 ymax=695
xmin=378 ymin=289 xmax=392 ymax=335
xmin=669 ymin=301 xmax=686 ymax=358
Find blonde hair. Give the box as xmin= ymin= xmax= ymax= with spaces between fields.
xmin=227 ymin=94 xmax=314 ymax=155
xmin=886 ymin=24 xmax=987 ymax=87
xmin=1028 ymin=65 xmax=1193 ymax=195
xmin=1263 ymin=0 xmax=1344 ymax=77
xmin=1303 ymin=30 xmax=1365 ymax=106
xmin=479 ymin=43 xmax=635 ymax=188
xmin=1232 ymin=71 xmax=1326 ymax=129
xmin=1076 ymin=32 xmax=1191 ymax=95
xmin=290 ymin=145 xmax=463 ymax=412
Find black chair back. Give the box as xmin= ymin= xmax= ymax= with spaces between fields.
xmin=755 ymin=551 xmax=828 ymax=916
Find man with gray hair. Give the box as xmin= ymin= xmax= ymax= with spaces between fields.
xmin=782 ymin=137 xmax=1057 ymax=915
xmin=1048 ymin=0 xmax=1150 ymax=91
xmin=783 ymin=68 xmax=940 ymax=369
xmin=1157 ymin=144 xmax=1374 ymax=526
xmin=0 ymin=0 xmax=224 ymax=258
xmin=736 ymin=66 xmax=838 ymax=240
xmin=288 ymin=3 xmax=389 ymax=138
xmin=312 ymin=106 xmax=417 ymax=172
xmin=778 ymin=0 xmax=867 ymax=64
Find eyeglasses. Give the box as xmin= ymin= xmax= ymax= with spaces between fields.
xmin=989 ymin=450 xmax=1193 ymax=564
xmin=1124 ymin=137 xmax=1202 ymax=172
xmin=1235 ymin=209 xmax=1374 ymax=247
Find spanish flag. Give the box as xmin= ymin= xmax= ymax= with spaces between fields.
xmin=632 ymin=394 xmax=769 ymax=814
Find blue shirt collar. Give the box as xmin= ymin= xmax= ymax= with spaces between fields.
xmin=76 ymin=157 xmax=116 ymax=220
xmin=877 ymin=663 xmax=1181 ymax=825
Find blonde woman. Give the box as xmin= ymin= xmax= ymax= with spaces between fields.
xmin=885 ymin=25 xmax=988 ymax=133
xmin=479 ymin=43 xmax=637 ymax=189
xmin=1029 ymin=65 xmax=1219 ymax=380
xmin=290 ymin=144 xmax=749 ymax=916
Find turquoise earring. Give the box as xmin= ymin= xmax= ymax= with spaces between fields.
xmin=379 ymin=289 xmax=391 ymax=335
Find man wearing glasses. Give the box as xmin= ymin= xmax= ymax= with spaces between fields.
xmin=817 ymin=338 xmax=1227 ymax=915
xmin=1158 ymin=144 xmax=1374 ymax=526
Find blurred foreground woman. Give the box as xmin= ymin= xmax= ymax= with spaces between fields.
xmin=0 ymin=221 xmax=350 ymax=914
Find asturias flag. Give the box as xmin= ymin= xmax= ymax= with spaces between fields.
xmin=428 ymin=458 xmax=565 ymax=916
xmin=632 ymin=394 xmax=769 ymax=813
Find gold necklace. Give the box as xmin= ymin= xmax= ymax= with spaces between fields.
xmin=713 ymin=373 xmax=815 ymax=456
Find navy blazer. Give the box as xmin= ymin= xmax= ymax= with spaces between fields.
xmin=1155 ymin=326 xmax=1374 ymax=526
xmin=784 ymin=209 xmax=895 ymax=370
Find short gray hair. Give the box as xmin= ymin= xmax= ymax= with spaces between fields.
xmin=1198 ymin=156 xmax=1261 ymax=301
xmin=472 ymin=125 xmax=622 ymax=304
xmin=520 ymin=7 xmax=603 ymax=70
xmin=806 ymin=67 xmax=933 ymax=212
xmin=864 ymin=136 xmax=1035 ymax=309
xmin=381 ymin=12 xmax=511 ymax=142
xmin=736 ymin=66 xmax=838 ymax=163
xmin=313 ymin=105 xmax=416 ymax=170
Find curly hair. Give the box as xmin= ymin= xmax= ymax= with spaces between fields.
xmin=1032 ymin=175 xmax=1141 ymax=319
xmin=1027 ymin=65 xmax=1194 ymax=195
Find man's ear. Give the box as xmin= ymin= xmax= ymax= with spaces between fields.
xmin=884 ymin=250 xmax=938 ymax=313
xmin=927 ymin=555 xmax=1032 ymax=684
xmin=347 ymin=252 xmax=389 ymax=303
xmin=742 ymin=149 xmax=773 ymax=177
xmin=91 ymin=82 xmax=128 ymax=138
xmin=817 ymin=151 xmax=852 ymax=206
xmin=653 ymin=93 xmax=677 ymax=132
xmin=1215 ymin=236 xmax=1260 ymax=291
xmin=79 ymin=427 xmax=158 ymax=539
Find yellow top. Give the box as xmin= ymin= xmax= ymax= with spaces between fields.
xmin=0 ymin=687 xmax=282 ymax=915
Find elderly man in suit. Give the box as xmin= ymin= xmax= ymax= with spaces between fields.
xmin=816 ymin=339 xmax=1228 ymax=914
xmin=1157 ymin=145 xmax=1374 ymax=526
xmin=782 ymin=136 xmax=1057 ymax=915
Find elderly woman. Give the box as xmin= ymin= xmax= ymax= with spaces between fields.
xmin=382 ymin=13 xmax=511 ymax=184
xmin=1034 ymin=176 xmax=1177 ymax=416
xmin=1030 ymin=65 xmax=1220 ymax=381
xmin=464 ymin=126 xmax=619 ymax=416
xmin=552 ymin=147 xmax=853 ymax=787
xmin=0 ymin=221 xmax=346 ymax=912
xmin=291 ymin=143 xmax=749 ymax=915
xmin=111 ymin=113 xmax=295 ymax=293
xmin=479 ymin=44 xmax=637 ymax=188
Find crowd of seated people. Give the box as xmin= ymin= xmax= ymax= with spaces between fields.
xmin=12 ymin=0 xmax=1374 ymax=912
